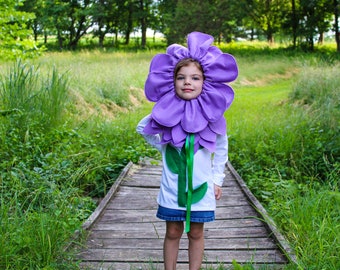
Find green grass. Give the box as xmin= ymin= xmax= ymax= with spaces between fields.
xmin=0 ymin=48 xmax=339 ymax=269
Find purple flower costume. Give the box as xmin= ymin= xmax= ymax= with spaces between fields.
xmin=140 ymin=32 xmax=238 ymax=232
xmin=143 ymin=32 xmax=238 ymax=152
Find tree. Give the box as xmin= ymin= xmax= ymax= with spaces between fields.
xmin=172 ymin=0 xmax=218 ymax=42
xmin=157 ymin=0 xmax=178 ymax=44
xmin=239 ymin=0 xmax=290 ymax=43
xmin=136 ymin=0 xmax=153 ymax=48
xmin=0 ymin=0 xmax=41 ymax=59
xmin=290 ymin=0 xmax=299 ymax=48
xmin=68 ymin=0 xmax=94 ymax=49
xmin=334 ymin=0 xmax=340 ymax=52
xmin=299 ymin=0 xmax=334 ymax=51
xmin=163 ymin=0 xmax=238 ymax=44
xmin=121 ymin=0 xmax=136 ymax=45
xmin=91 ymin=0 xmax=120 ymax=47
xmin=43 ymin=0 xmax=93 ymax=50
xmin=19 ymin=0 xmax=44 ymax=41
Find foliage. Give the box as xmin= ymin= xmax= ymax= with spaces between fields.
xmin=0 ymin=0 xmax=43 ymax=60
xmin=0 ymin=61 xmax=92 ymax=269
xmin=2 ymin=0 xmax=336 ymax=52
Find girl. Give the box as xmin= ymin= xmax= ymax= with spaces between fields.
xmin=137 ymin=32 xmax=238 ymax=270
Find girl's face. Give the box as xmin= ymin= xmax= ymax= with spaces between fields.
xmin=175 ymin=62 xmax=204 ymax=100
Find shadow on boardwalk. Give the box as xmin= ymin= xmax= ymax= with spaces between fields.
xmin=77 ymin=161 xmax=296 ymax=269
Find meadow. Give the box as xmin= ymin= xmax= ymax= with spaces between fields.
xmin=0 ymin=43 xmax=339 ymax=269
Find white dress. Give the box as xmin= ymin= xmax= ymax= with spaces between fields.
xmin=136 ymin=114 xmax=228 ymax=212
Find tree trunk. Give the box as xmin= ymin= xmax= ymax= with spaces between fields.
xmin=140 ymin=0 xmax=147 ymax=49
xmin=335 ymin=0 xmax=340 ymax=52
xmin=267 ymin=32 xmax=274 ymax=44
xmin=57 ymin=30 xmax=63 ymax=50
xmin=125 ymin=3 xmax=133 ymax=45
xmin=291 ymin=0 xmax=298 ymax=48
xmin=318 ymin=32 xmax=324 ymax=44
xmin=99 ymin=33 xmax=105 ymax=48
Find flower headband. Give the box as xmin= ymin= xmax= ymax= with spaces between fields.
xmin=143 ymin=31 xmax=238 ymax=152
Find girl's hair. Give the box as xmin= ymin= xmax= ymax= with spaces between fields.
xmin=174 ymin=58 xmax=204 ymax=78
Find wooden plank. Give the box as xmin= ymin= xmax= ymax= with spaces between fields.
xmin=91 ymin=218 xmax=265 ymax=231
xmin=83 ymin=237 xmax=278 ymax=250
xmin=94 ymin=205 xmax=260 ymax=223
xmin=78 ymin=248 xmax=287 ymax=264
xmin=113 ymin=185 xmax=245 ymax=198
xmin=122 ymin=174 xmax=240 ymax=188
xmin=107 ymin=186 xmax=249 ymax=209
xmin=79 ymin=262 xmax=284 ymax=270
xmin=89 ymin=225 xmax=269 ymax=239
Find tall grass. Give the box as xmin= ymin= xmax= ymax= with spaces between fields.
xmin=0 ymin=61 xmax=95 ymax=269
xmin=0 ymin=60 xmax=68 ymax=130
xmin=32 ymin=50 xmax=153 ymax=115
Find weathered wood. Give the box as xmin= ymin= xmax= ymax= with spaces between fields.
xmin=92 ymin=205 xmax=260 ymax=223
xmin=89 ymin=225 xmax=269 ymax=239
xmin=79 ymin=262 xmax=284 ymax=270
xmin=77 ymin=162 xmax=295 ymax=269
xmin=84 ymin=237 xmax=278 ymax=250
xmin=123 ymin=174 xmax=240 ymax=188
xmin=79 ymin=248 xmax=287 ymax=263
xmin=108 ymin=186 xmax=249 ymax=209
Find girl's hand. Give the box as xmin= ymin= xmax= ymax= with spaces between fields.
xmin=214 ymin=184 xmax=222 ymax=200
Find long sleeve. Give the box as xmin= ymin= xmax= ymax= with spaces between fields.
xmin=212 ymin=134 xmax=228 ymax=187
xmin=136 ymin=114 xmax=162 ymax=152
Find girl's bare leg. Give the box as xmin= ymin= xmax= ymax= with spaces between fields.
xmin=187 ymin=222 xmax=204 ymax=270
xmin=163 ymin=221 xmax=184 ymax=270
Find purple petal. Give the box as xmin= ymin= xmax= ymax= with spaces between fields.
xmin=187 ymin=32 xmax=214 ymax=60
xmin=209 ymin=117 xmax=226 ymax=135
xmin=166 ymin=44 xmax=189 ymax=60
xmin=149 ymin=54 xmax=176 ymax=73
xmin=198 ymin=84 xmax=228 ymax=122
xmin=200 ymin=46 xmax=223 ymax=67
xmin=144 ymin=54 xmax=178 ymax=102
xmin=199 ymin=126 xmax=216 ymax=142
xmin=145 ymin=73 xmax=173 ymax=102
xmin=204 ymin=54 xmax=238 ymax=83
xmin=171 ymin=124 xmax=187 ymax=145
xmin=152 ymin=92 xmax=185 ymax=127
xmin=143 ymin=119 xmax=162 ymax=134
xmin=199 ymin=83 xmax=234 ymax=121
xmin=213 ymin=83 xmax=235 ymax=110
xmin=198 ymin=137 xmax=215 ymax=152
xmin=162 ymin=128 xmax=172 ymax=143
xmin=181 ymin=99 xmax=208 ymax=133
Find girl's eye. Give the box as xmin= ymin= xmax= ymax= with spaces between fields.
xmin=176 ymin=76 xmax=184 ymax=80
xmin=193 ymin=76 xmax=200 ymax=80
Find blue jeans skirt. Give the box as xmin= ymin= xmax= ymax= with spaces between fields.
xmin=156 ymin=205 xmax=215 ymax=223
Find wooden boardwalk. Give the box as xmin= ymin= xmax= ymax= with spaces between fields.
xmin=77 ymin=161 xmax=295 ymax=269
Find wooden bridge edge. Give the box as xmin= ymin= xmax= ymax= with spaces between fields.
xmin=226 ymin=161 xmax=298 ymax=266
xmin=82 ymin=161 xmax=134 ymax=231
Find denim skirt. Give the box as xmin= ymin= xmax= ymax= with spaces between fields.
xmin=156 ymin=205 xmax=215 ymax=223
